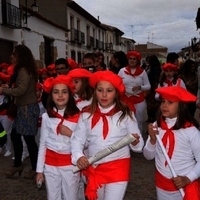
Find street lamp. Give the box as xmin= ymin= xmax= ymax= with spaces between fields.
xmin=24 ymin=0 xmax=39 ymax=25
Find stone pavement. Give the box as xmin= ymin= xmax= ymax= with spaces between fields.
xmin=0 ymin=134 xmax=157 ymax=200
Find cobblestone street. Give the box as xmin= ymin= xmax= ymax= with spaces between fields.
xmin=0 ymin=137 xmax=156 ymax=200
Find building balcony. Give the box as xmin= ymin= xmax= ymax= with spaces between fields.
xmin=1 ymin=2 xmax=21 ymax=29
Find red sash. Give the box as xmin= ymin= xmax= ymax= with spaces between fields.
xmin=128 ymin=92 xmax=145 ymax=104
xmin=155 ymin=170 xmax=200 ymax=200
xmin=82 ymin=158 xmax=131 ymax=200
xmin=45 ymin=148 xmax=72 ymax=166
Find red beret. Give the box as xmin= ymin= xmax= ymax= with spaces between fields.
xmin=127 ymin=51 xmax=141 ymax=61
xmin=47 ymin=64 xmax=55 ymax=71
xmin=36 ymin=83 xmax=43 ymax=91
xmin=43 ymin=75 xmax=74 ymax=93
xmin=162 ymin=63 xmax=178 ymax=71
xmin=0 ymin=63 xmax=9 ymax=69
xmin=68 ymin=68 xmax=92 ymax=78
xmin=0 ymin=72 xmax=10 ymax=82
xmin=38 ymin=68 xmax=48 ymax=75
xmin=155 ymin=86 xmax=197 ymax=102
xmin=7 ymin=65 xmax=14 ymax=76
xmin=89 ymin=71 xmax=125 ymax=96
xmin=67 ymin=58 xmax=78 ymax=69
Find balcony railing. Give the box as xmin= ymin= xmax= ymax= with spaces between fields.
xmin=70 ymin=28 xmax=78 ymax=42
xmin=2 ymin=2 xmax=21 ymax=29
xmin=77 ymin=30 xmax=85 ymax=44
xmin=86 ymin=36 xmax=94 ymax=47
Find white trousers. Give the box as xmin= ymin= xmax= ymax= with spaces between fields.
xmin=156 ymin=187 xmax=182 ymax=200
xmin=97 ymin=181 xmax=128 ymax=200
xmin=44 ymin=164 xmax=80 ymax=200
xmin=134 ymin=100 xmax=147 ymax=134
xmin=0 ymin=115 xmax=13 ymax=151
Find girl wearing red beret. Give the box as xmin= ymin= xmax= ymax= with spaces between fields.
xmin=155 ymin=63 xmax=186 ymax=100
xmin=36 ymin=75 xmax=80 ymax=200
xmin=143 ymin=86 xmax=200 ymax=200
xmin=118 ymin=50 xmax=151 ymax=135
xmin=68 ymin=68 xmax=93 ymax=111
xmin=71 ymin=70 xmax=144 ymax=200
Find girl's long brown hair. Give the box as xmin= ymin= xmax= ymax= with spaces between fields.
xmin=12 ymin=45 xmax=38 ymax=82
xmin=156 ymin=101 xmax=199 ymax=129
xmin=46 ymin=86 xmax=79 ymax=118
xmin=83 ymin=86 xmax=134 ymax=123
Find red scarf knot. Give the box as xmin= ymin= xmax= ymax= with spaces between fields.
xmin=91 ymin=106 xmax=119 ymax=139
xmin=164 ymin=79 xmax=173 ymax=86
xmin=51 ymin=110 xmax=79 ymax=134
xmin=124 ymin=65 xmax=144 ymax=77
xmin=160 ymin=118 xmax=194 ymax=166
xmin=75 ymin=98 xmax=83 ymax=104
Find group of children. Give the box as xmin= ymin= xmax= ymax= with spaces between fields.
xmin=0 ymin=49 xmax=200 ymax=200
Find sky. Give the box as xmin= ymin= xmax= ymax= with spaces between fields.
xmin=74 ymin=0 xmax=200 ymax=52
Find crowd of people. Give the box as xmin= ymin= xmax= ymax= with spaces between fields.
xmin=0 ymin=44 xmax=200 ymax=200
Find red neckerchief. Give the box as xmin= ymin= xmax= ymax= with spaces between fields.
xmin=160 ymin=117 xmax=193 ymax=166
xmin=51 ymin=110 xmax=79 ymax=134
xmin=83 ymin=105 xmax=119 ymax=139
xmin=164 ymin=79 xmax=173 ymax=86
xmin=124 ymin=65 xmax=144 ymax=77
xmin=75 ymin=98 xmax=83 ymax=104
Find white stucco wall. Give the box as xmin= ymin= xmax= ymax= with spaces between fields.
xmin=21 ymin=16 xmax=67 ymax=60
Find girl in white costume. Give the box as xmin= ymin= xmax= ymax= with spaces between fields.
xmin=155 ymin=63 xmax=186 ymax=100
xmin=143 ymin=86 xmax=200 ymax=200
xmin=118 ymin=51 xmax=151 ymax=134
xmin=36 ymin=75 xmax=80 ymax=200
xmin=71 ymin=70 xmax=144 ymax=200
xmin=68 ymin=68 xmax=93 ymax=111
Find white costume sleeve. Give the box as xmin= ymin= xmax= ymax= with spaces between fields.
xmin=70 ymin=114 xmax=88 ymax=165
xmin=143 ymin=136 xmax=157 ymax=160
xmin=36 ymin=113 xmax=48 ymax=173
xmin=185 ymin=128 xmax=200 ymax=181
xmin=128 ymin=112 xmax=144 ymax=152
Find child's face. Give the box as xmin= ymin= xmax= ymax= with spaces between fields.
xmin=72 ymin=78 xmax=82 ymax=94
xmin=83 ymin=58 xmax=95 ymax=68
xmin=128 ymin=56 xmax=138 ymax=68
xmin=164 ymin=69 xmax=175 ymax=79
xmin=95 ymin=81 xmax=117 ymax=109
xmin=36 ymin=89 xmax=42 ymax=99
xmin=160 ymin=99 xmax=179 ymax=118
xmin=52 ymin=84 xmax=69 ymax=110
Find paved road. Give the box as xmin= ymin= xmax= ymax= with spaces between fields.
xmin=0 ymin=141 xmax=156 ymax=200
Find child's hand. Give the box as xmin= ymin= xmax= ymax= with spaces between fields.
xmin=77 ymin=156 xmax=90 ymax=170
xmin=59 ymin=125 xmax=72 ymax=137
xmin=148 ymin=123 xmax=159 ymax=145
xmin=36 ymin=173 xmax=45 ymax=184
xmin=132 ymin=86 xmax=141 ymax=92
xmin=172 ymin=176 xmax=191 ymax=189
xmin=131 ymin=133 xmax=140 ymax=146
